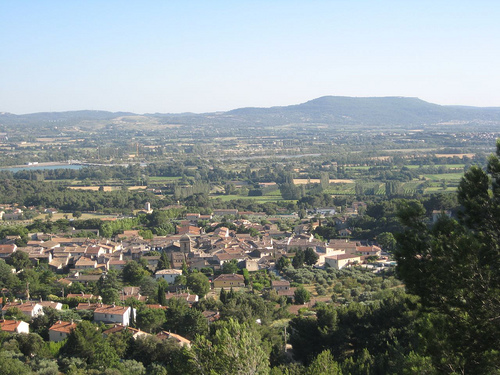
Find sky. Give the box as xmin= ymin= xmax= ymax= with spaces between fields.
xmin=1 ymin=1 xmax=500 ymax=114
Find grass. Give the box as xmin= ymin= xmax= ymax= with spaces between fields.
xmin=424 ymin=187 xmax=458 ymax=193
xmin=404 ymin=164 xmax=465 ymax=170
xmin=346 ymin=164 xmax=465 ymax=171
xmin=148 ymin=176 xmax=182 ymax=181
xmin=423 ymin=173 xmax=465 ymax=181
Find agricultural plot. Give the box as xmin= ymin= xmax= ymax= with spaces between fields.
xmin=425 ymin=186 xmax=458 ymax=193
xmin=324 ymin=183 xmax=356 ymax=195
xmin=148 ymin=176 xmax=182 ymax=182
xmin=264 ymin=189 xmax=282 ymax=196
xmin=423 ymin=173 xmax=464 ymax=181
xmin=374 ymin=183 xmax=386 ymax=195
xmin=401 ymin=181 xmax=424 ymax=195
xmin=404 ymin=164 xmax=465 ymax=170
xmin=210 ymin=194 xmax=284 ymax=203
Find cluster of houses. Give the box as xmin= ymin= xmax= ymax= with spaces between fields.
xmin=0 ymin=203 xmax=384 ymax=281
xmin=0 ymin=202 xmax=390 ymax=346
xmin=2 ymin=229 xmax=382 ymax=278
xmin=0 ymin=298 xmax=192 ymax=347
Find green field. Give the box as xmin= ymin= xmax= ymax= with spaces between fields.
xmin=405 ymin=164 xmax=465 ymax=170
xmin=264 ymin=189 xmax=282 ymax=196
xmin=346 ymin=164 xmax=465 ymax=171
xmin=423 ymin=173 xmax=464 ymax=181
xmin=425 ymin=187 xmax=458 ymax=193
xmin=324 ymin=183 xmax=356 ymax=195
xmin=148 ymin=176 xmax=182 ymax=181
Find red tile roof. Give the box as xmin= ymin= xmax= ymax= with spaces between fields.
xmin=0 ymin=319 xmax=27 ymax=332
xmin=49 ymin=320 xmax=77 ymax=334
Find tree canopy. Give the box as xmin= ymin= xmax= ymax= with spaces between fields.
xmin=395 ymin=141 xmax=500 ymax=374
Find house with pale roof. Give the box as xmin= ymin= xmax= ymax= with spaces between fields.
xmin=213 ymin=252 xmax=246 ymax=266
xmin=39 ymin=240 xmax=61 ymax=251
xmin=39 ymin=301 xmax=63 ymax=310
xmin=213 ymin=273 xmax=245 ymax=288
xmin=49 ymin=256 xmax=70 ymax=273
xmin=324 ymin=254 xmax=361 ymax=270
xmin=85 ymin=245 xmax=106 ymax=259
xmin=328 ymin=239 xmax=358 ymax=254
xmin=213 ymin=208 xmax=239 ymax=217
xmin=93 ymin=304 xmax=136 ymax=326
xmin=154 ymin=268 xmax=183 ymax=284
xmin=271 ymin=280 xmax=290 ymax=291
xmin=74 ymin=257 xmax=97 ymax=270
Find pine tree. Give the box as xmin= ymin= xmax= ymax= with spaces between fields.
xmin=219 ymin=288 xmax=226 ymax=304
xmin=157 ymin=283 xmax=167 ymax=306
xmin=395 ymin=140 xmax=500 ymax=374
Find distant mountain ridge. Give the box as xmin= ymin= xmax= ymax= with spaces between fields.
xmin=2 ymin=96 xmax=500 ymax=128
xmin=224 ymin=96 xmax=500 ymax=126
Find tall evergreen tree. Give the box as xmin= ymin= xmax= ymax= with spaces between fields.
xmin=395 ymin=140 xmax=500 ymax=374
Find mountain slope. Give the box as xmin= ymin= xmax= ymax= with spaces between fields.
xmin=2 ymin=96 xmax=500 ymax=128
xmin=225 ymin=96 xmax=500 ymax=126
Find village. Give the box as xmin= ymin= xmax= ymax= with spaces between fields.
xmin=0 ymin=199 xmax=394 ymax=348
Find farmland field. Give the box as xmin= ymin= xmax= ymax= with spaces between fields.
xmin=423 ymin=173 xmax=464 ymax=181
xmin=210 ymin=194 xmax=284 ymax=203
xmin=148 ymin=176 xmax=182 ymax=181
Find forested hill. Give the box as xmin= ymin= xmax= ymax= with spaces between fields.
xmin=225 ymin=96 xmax=500 ymax=126
xmin=2 ymin=96 xmax=500 ymax=129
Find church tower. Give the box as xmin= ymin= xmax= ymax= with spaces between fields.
xmin=180 ymin=234 xmax=192 ymax=253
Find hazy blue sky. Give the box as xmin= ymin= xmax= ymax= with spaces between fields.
xmin=1 ymin=1 xmax=500 ymax=114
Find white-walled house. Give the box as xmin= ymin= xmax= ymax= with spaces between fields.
xmin=0 ymin=319 xmax=30 ymax=334
xmin=93 ymin=304 xmax=136 ymax=326
xmin=2 ymin=302 xmax=44 ymax=319
xmin=154 ymin=268 xmax=183 ymax=284
xmin=39 ymin=301 xmax=63 ymax=310
xmin=324 ymin=254 xmax=362 ymax=270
